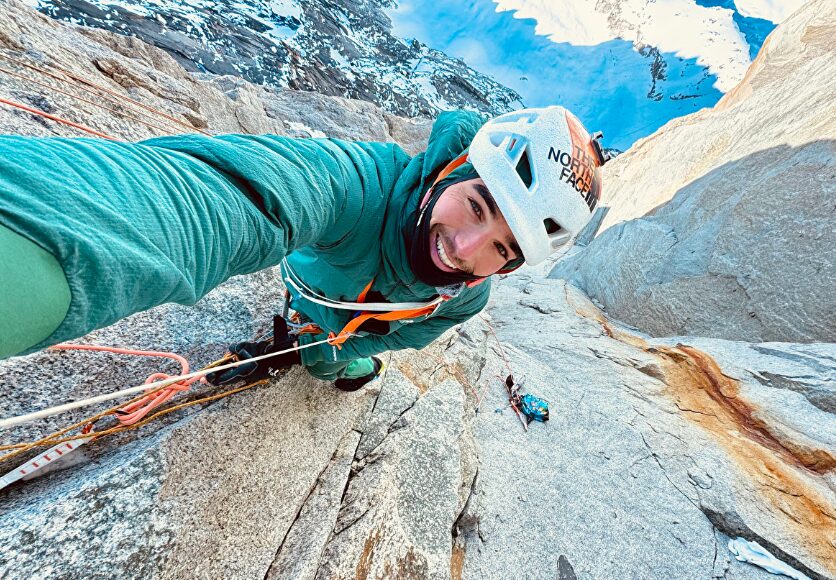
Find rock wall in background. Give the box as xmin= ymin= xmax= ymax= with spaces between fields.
xmin=0 ymin=0 xmax=433 ymax=149
xmin=553 ymin=0 xmax=835 ymax=343
xmin=27 ymin=0 xmax=523 ymax=118
xmin=0 ymin=1 xmax=833 ymax=579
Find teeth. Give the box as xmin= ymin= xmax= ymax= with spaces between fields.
xmin=436 ymin=237 xmax=457 ymax=270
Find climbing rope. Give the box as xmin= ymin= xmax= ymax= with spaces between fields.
xmin=0 ymin=330 xmax=359 ymax=486
xmin=17 ymin=56 xmax=213 ymax=135
xmin=0 ymin=375 xmax=269 ymax=490
xmin=0 ymin=346 xmax=235 ymax=462
xmin=0 ymin=96 xmax=117 ymax=139
xmin=479 ymin=313 xmax=540 ymax=430
xmin=0 ymin=333 xmax=355 ymax=430
xmin=0 ymin=52 xmax=212 ymax=138
xmin=477 ymin=314 xmax=516 ymax=410
xmin=49 ymin=344 xmax=204 ymax=426
xmin=0 ymin=63 xmax=180 ymax=137
xmin=479 ymin=313 xmax=514 ymax=378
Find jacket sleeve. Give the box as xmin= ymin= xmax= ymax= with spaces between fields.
xmin=0 ymin=134 xmax=410 ymax=349
xmin=144 ymin=134 xmax=413 ymax=258
xmin=297 ymin=283 xmax=490 ymax=365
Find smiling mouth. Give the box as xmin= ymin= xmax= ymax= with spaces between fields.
xmin=435 ymin=233 xmax=458 ymax=270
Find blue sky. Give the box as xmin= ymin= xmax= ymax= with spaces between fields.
xmin=389 ymin=0 xmax=775 ymax=151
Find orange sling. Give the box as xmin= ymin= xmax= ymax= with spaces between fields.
xmin=328 ymin=154 xmax=471 ymax=347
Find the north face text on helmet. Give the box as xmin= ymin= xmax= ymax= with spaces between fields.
xmin=547 ymin=145 xmax=599 ymax=211
xmin=466 ymin=105 xmax=604 ymax=265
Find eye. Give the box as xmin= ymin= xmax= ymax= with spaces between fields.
xmin=469 ymin=198 xmax=482 ymax=219
xmin=495 ymin=242 xmax=508 ymax=259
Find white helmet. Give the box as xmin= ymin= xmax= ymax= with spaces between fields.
xmin=468 ymin=106 xmax=606 ymax=266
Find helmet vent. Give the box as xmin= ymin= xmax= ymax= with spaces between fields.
xmin=498 ymin=111 xmax=538 ymax=125
xmin=543 ymin=218 xmax=562 ymax=235
xmin=515 ymin=150 xmax=533 ymax=189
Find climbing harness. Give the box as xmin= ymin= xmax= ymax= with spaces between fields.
xmin=282 ymin=260 xmax=447 ymax=313
xmin=283 ymin=264 xmax=453 ymax=349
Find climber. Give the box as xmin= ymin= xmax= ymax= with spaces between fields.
xmin=0 ymin=106 xmax=606 ymax=391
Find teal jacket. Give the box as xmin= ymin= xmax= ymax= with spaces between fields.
xmin=0 ymin=111 xmax=490 ymax=361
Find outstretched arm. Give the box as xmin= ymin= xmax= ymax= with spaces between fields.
xmin=0 ymin=134 xmax=410 ymax=353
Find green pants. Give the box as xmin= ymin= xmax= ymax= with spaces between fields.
xmin=304 ymin=357 xmax=377 ymax=381
xmin=0 ymin=223 xmax=71 ymax=358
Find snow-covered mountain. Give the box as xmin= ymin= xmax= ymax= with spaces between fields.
xmin=491 ymin=0 xmax=794 ymax=91
xmin=25 ymin=0 xmax=797 ymax=149
xmin=390 ymin=0 xmax=787 ymax=150
xmin=23 ymin=0 xmax=523 ymax=117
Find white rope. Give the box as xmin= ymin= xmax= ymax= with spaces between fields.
xmin=0 ymin=335 xmax=354 ymax=430
xmin=282 ymin=259 xmax=444 ymax=312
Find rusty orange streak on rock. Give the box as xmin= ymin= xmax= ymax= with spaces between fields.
xmin=355 ymin=527 xmax=381 ymax=580
xmin=450 ymin=543 xmax=466 ymax=580
xmin=652 ymin=343 xmax=836 ymax=575
xmin=565 ymin=290 xmax=836 ymax=575
xmin=671 ymin=345 xmax=835 ymax=475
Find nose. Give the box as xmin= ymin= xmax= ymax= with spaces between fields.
xmin=453 ymin=224 xmax=493 ymax=262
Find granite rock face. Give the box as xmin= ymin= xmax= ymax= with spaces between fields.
xmin=1 ymin=2 xmax=834 ymax=580
xmin=456 ymin=275 xmax=834 ymax=580
xmin=552 ymin=0 xmax=836 ymax=343
xmin=3 ymin=273 xmax=833 ymax=579
xmin=0 ymin=0 xmax=433 ymax=151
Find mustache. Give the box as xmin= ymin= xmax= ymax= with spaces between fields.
xmin=436 ymin=231 xmax=475 ymax=275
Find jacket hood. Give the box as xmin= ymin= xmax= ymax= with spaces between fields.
xmin=379 ymin=111 xmax=487 ymax=299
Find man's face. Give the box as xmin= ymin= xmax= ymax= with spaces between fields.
xmin=428 ymin=178 xmax=522 ymax=277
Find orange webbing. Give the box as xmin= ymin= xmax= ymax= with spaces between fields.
xmin=434 ymin=153 xmax=469 ymax=184
xmin=356 ymin=279 xmax=375 ymax=303
xmin=329 ymin=303 xmax=439 ymax=347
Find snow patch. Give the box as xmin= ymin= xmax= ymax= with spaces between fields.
xmin=493 ymin=0 xmax=751 ymax=92
xmin=265 ymin=0 xmax=302 ymax=20
xmin=286 ymin=121 xmax=326 ymax=138
xmin=733 ymin=0 xmax=806 ymax=23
